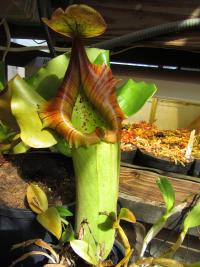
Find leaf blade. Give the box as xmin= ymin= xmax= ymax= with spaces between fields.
xmin=9 ymin=75 xmax=57 ymax=148
xmin=27 ymin=184 xmax=48 ymax=214
xmin=56 ymin=206 xmax=73 ymax=217
xmin=61 ymin=224 xmax=75 ymax=243
xmin=117 ymin=79 xmax=157 ymax=117
xmin=37 ymin=207 xmax=62 ymax=240
xmin=156 ymin=177 xmax=175 ymax=213
xmin=70 ymin=239 xmax=98 ymax=265
xmin=184 ymin=202 xmax=200 ymax=231
xmin=117 ymin=208 xmax=136 ymax=224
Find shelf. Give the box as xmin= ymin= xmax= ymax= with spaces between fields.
xmin=119 ymin=163 xmax=200 ymax=236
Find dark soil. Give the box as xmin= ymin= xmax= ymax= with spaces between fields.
xmin=0 ymin=151 xmax=76 ymax=209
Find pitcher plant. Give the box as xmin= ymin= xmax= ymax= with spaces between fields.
xmin=0 ymin=4 xmax=158 ymax=266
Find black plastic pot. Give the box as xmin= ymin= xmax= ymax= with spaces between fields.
xmin=136 ymin=149 xmax=193 ymax=174
xmin=121 ymin=149 xmax=137 ymax=164
xmin=191 ymin=159 xmax=200 ymax=177
xmin=0 ymin=206 xmax=55 ymax=267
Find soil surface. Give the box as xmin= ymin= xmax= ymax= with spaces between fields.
xmin=0 ymin=151 xmax=76 ymax=209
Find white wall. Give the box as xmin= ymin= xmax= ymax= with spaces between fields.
xmin=114 ymin=67 xmax=200 ymax=129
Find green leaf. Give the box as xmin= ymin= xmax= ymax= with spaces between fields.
xmin=27 ymin=183 xmax=48 ymax=214
xmin=70 ymin=239 xmax=98 ymax=265
xmin=184 ymin=202 xmax=200 ymax=231
xmin=117 ymin=208 xmax=136 ymax=224
xmin=56 ymin=206 xmax=73 ymax=217
xmin=117 ymin=79 xmax=157 ymax=117
xmin=61 ymin=224 xmax=75 ymax=243
xmin=0 ymin=61 xmax=5 ymax=91
xmin=156 ymin=177 xmax=175 ymax=213
xmin=9 ymin=75 xmax=57 ymax=148
xmin=26 ymin=53 xmax=70 ymax=100
xmin=37 ymin=207 xmax=62 ymax=240
xmin=12 ymin=141 xmax=29 ymax=154
xmin=93 ymin=50 xmax=109 ymax=66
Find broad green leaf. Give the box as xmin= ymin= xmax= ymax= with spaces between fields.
xmin=184 ymin=202 xmax=200 ymax=231
xmin=27 ymin=183 xmax=48 ymax=214
xmin=26 ymin=53 xmax=70 ymax=100
xmin=37 ymin=207 xmax=62 ymax=239
xmin=94 ymin=50 xmax=109 ymax=66
xmin=9 ymin=75 xmax=57 ymax=148
xmin=117 ymin=79 xmax=157 ymax=117
xmin=117 ymin=208 xmax=136 ymax=224
xmin=156 ymin=177 xmax=175 ymax=213
xmin=70 ymin=239 xmax=98 ymax=265
xmin=61 ymin=224 xmax=75 ymax=243
xmin=87 ymin=49 xmax=108 ymax=65
xmin=56 ymin=206 xmax=73 ymax=217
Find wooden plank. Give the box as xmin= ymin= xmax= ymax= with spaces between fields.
xmin=119 ymin=165 xmax=200 ymax=205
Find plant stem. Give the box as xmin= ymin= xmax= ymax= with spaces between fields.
xmin=60 ymin=217 xmax=69 ymax=226
xmin=162 ymin=230 xmax=187 ymax=258
xmin=116 ymin=224 xmax=132 ymax=267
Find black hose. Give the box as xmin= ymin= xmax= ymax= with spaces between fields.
xmin=93 ymin=18 xmax=200 ymax=49
xmin=37 ymin=0 xmax=56 ymax=58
